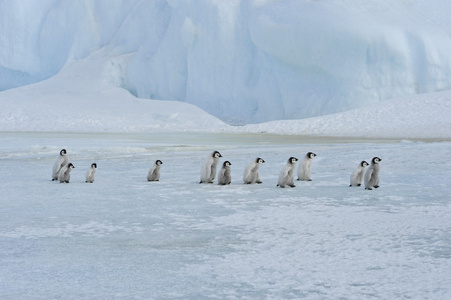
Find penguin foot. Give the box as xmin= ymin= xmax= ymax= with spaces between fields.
xmin=365 ymin=187 xmax=372 ymax=190
xmin=374 ymin=185 xmax=379 ymax=188
xmin=357 ymin=184 xmax=361 ymax=186
xmin=289 ymin=185 xmax=296 ymax=188
xmin=256 ymin=181 xmax=262 ymax=184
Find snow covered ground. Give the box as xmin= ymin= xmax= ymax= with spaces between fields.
xmin=2 ymin=1 xmax=451 ymax=298
xmin=1 ymin=132 xmax=450 ymax=299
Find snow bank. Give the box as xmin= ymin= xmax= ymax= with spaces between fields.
xmin=0 ymin=48 xmax=449 ymax=139
xmin=2 ymin=0 xmax=451 ymax=124
xmin=0 ymin=51 xmax=227 ymax=133
xmin=240 ymin=90 xmax=451 ymax=139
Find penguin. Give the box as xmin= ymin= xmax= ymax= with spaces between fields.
xmin=243 ymin=157 xmax=265 ymax=184
xmin=58 ymin=163 xmax=74 ymax=183
xmin=277 ymin=157 xmax=298 ymax=188
xmin=52 ymin=149 xmax=68 ymax=181
xmin=200 ymin=151 xmax=222 ymax=183
xmin=85 ymin=163 xmax=97 ymax=183
xmin=349 ymin=161 xmax=369 ymax=187
xmin=217 ymin=161 xmax=232 ymax=185
xmin=364 ymin=157 xmax=382 ymax=190
xmin=297 ymin=152 xmax=316 ymax=181
xmin=147 ymin=160 xmax=163 ymax=182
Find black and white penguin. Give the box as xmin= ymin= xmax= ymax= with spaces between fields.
xmin=58 ymin=163 xmax=74 ymax=183
xmin=52 ymin=149 xmax=68 ymax=181
xmin=277 ymin=157 xmax=298 ymax=188
xmin=147 ymin=160 xmax=163 ymax=182
xmin=243 ymin=157 xmax=265 ymax=184
xmin=349 ymin=161 xmax=369 ymax=187
xmin=85 ymin=163 xmax=97 ymax=183
xmin=364 ymin=157 xmax=382 ymax=190
xmin=200 ymin=151 xmax=222 ymax=183
xmin=217 ymin=161 xmax=232 ymax=185
xmin=297 ymin=152 xmax=316 ymax=181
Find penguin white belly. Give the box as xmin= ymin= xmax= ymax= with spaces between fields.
xmin=58 ymin=164 xmax=73 ymax=183
xmin=297 ymin=159 xmax=312 ymax=181
xmin=350 ymin=167 xmax=364 ymax=187
xmin=86 ymin=168 xmax=96 ymax=183
xmin=364 ymin=164 xmax=380 ymax=190
xmin=243 ymin=165 xmax=258 ymax=184
xmin=52 ymin=156 xmax=68 ymax=180
xmin=200 ymin=157 xmax=219 ymax=183
xmin=147 ymin=166 xmax=161 ymax=181
xmin=278 ymin=166 xmax=295 ymax=188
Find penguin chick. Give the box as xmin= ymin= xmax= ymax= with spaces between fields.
xmin=277 ymin=157 xmax=298 ymax=188
xmin=243 ymin=157 xmax=265 ymax=184
xmin=147 ymin=160 xmax=163 ymax=182
xmin=58 ymin=163 xmax=75 ymax=183
xmin=349 ymin=161 xmax=369 ymax=187
xmin=297 ymin=152 xmax=316 ymax=181
xmin=364 ymin=157 xmax=382 ymax=190
xmin=217 ymin=161 xmax=232 ymax=185
xmin=200 ymin=151 xmax=222 ymax=183
xmin=85 ymin=163 xmax=97 ymax=183
xmin=52 ymin=149 xmax=68 ymax=181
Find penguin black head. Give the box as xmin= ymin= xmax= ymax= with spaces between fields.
xmin=307 ymin=152 xmax=316 ymax=159
xmin=361 ymin=161 xmax=369 ymax=167
xmin=91 ymin=163 xmax=97 ymax=168
xmin=155 ymin=160 xmax=163 ymax=166
xmin=288 ymin=157 xmax=298 ymax=164
xmin=223 ymin=161 xmax=231 ymax=167
xmin=60 ymin=149 xmax=67 ymax=155
xmin=212 ymin=151 xmax=222 ymax=158
xmin=372 ymin=157 xmax=381 ymax=164
xmin=256 ymin=157 xmax=265 ymax=164
xmin=68 ymin=163 xmax=75 ymax=169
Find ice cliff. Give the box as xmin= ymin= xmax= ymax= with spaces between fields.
xmin=1 ymin=0 xmax=451 ymax=124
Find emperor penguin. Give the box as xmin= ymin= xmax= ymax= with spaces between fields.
xmin=58 ymin=163 xmax=75 ymax=183
xmin=349 ymin=161 xmax=369 ymax=187
xmin=297 ymin=152 xmax=316 ymax=181
xmin=364 ymin=157 xmax=382 ymax=190
xmin=147 ymin=160 xmax=163 ymax=182
xmin=243 ymin=157 xmax=265 ymax=184
xmin=277 ymin=157 xmax=298 ymax=188
xmin=200 ymin=151 xmax=222 ymax=183
xmin=52 ymin=149 xmax=68 ymax=181
xmin=85 ymin=163 xmax=97 ymax=183
xmin=217 ymin=161 xmax=232 ymax=185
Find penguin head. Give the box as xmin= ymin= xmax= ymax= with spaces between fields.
xmin=223 ymin=161 xmax=231 ymax=167
xmin=372 ymin=157 xmax=381 ymax=164
xmin=91 ymin=163 xmax=97 ymax=169
xmin=288 ymin=157 xmax=298 ymax=164
xmin=307 ymin=152 xmax=316 ymax=159
xmin=68 ymin=163 xmax=75 ymax=169
xmin=155 ymin=160 xmax=163 ymax=166
xmin=60 ymin=149 xmax=67 ymax=156
xmin=361 ymin=161 xmax=369 ymax=167
xmin=212 ymin=151 xmax=222 ymax=158
xmin=256 ymin=157 xmax=265 ymax=164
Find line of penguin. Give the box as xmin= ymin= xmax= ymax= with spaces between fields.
xmin=51 ymin=149 xmax=382 ymax=190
